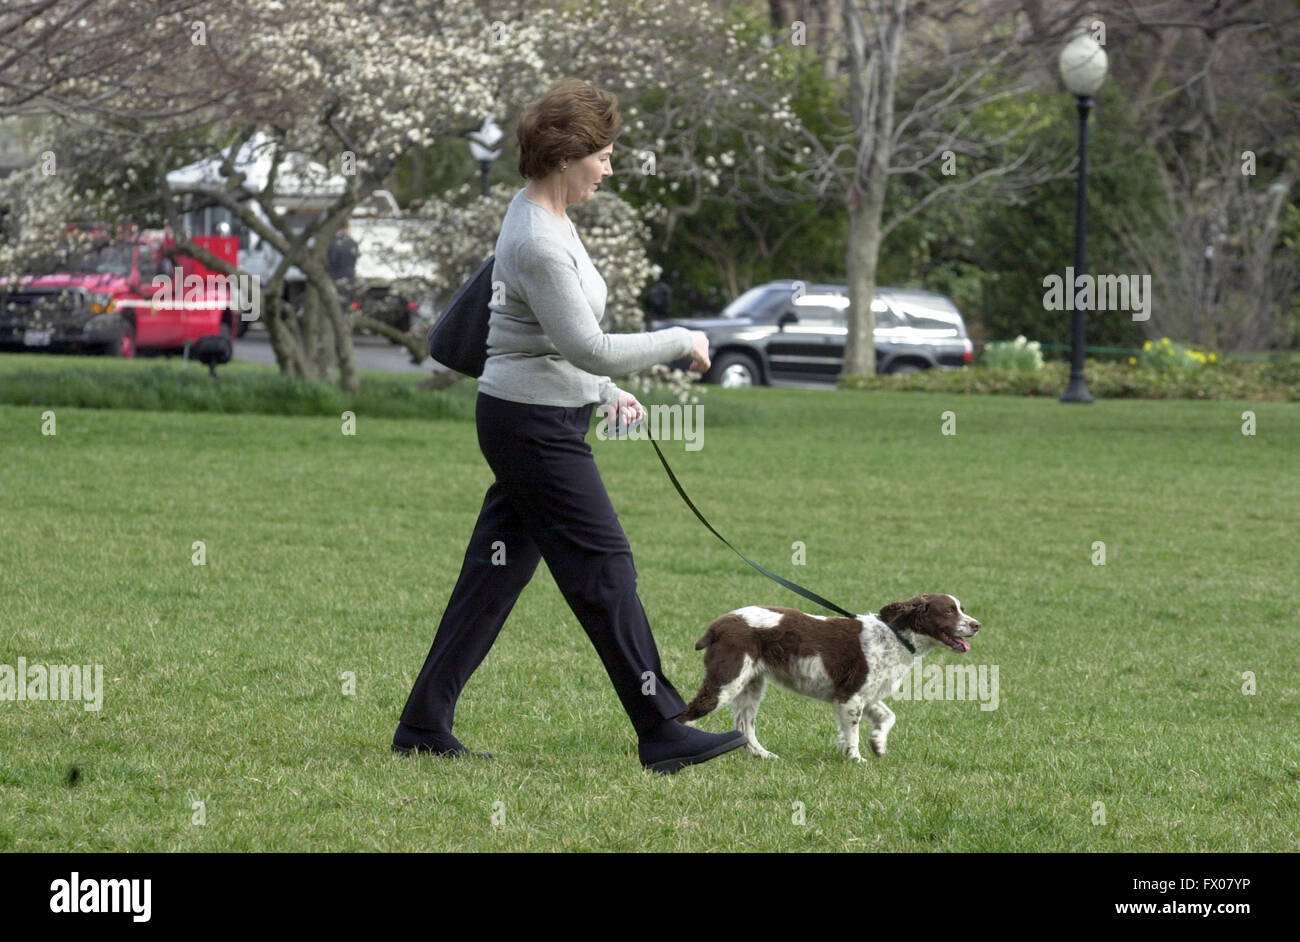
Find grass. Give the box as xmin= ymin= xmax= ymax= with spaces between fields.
xmin=0 ymin=354 xmax=1297 ymax=851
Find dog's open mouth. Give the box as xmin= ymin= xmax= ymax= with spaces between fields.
xmin=940 ymin=634 xmax=971 ymax=653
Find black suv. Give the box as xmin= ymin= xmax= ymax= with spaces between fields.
xmin=651 ymin=280 xmax=973 ymax=387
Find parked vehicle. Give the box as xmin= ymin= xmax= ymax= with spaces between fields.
xmin=174 ymin=150 xmax=430 ymax=340
xmin=650 ymin=280 xmax=973 ymax=386
xmin=0 ymin=228 xmax=242 ymax=357
xmin=345 ymin=195 xmax=432 ymax=339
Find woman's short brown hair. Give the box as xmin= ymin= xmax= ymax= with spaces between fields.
xmin=516 ymin=78 xmax=623 ymax=180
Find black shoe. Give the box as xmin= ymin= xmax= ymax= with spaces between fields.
xmin=638 ymin=721 xmax=746 ymax=774
xmin=392 ymin=723 xmax=493 ymax=759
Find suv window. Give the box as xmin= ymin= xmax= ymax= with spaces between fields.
xmin=722 ymin=285 xmax=786 ymax=321
xmin=892 ymin=300 xmax=965 ymax=336
xmin=874 ymin=302 xmax=901 ymax=328
xmin=791 ymin=293 xmax=847 ymax=327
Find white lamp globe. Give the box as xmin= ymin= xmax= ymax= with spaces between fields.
xmin=468 ymin=116 xmax=503 ymax=162
xmin=1058 ymin=33 xmax=1109 ymax=97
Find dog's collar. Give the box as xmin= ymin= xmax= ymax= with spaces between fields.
xmin=893 ymin=629 xmax=918 ymax=655
xmin=874 ymin=617 xmax=917 ymax=655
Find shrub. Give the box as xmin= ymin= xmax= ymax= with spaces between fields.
xmin=838 ymin=358 xmax=1299 ymax=401
xmin=980 ymin=335 xmax=1044 ymax=371
xmin=1134 ymin=337 xmax=1217 ymax=371
xmin=0 ymin=361 xmax=478 ymax=420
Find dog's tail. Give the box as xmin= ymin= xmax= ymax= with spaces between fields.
xmin=677 ymin=695 xmax=714 ymax=723
xmin=680 ymin=621 xmax=726 ymax=723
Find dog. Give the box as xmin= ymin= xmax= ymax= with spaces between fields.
xmin=677 ymin=594 xmax=981 ymax=760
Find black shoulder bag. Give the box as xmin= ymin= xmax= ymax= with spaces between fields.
xmin=427 ymin=255 xmax=495 ymax=377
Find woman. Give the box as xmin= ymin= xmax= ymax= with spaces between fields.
xmin=393 ymin=78 xmax=746 ymax=773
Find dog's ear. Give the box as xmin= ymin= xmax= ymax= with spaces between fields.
xmin=879 ymin=596 xmax=928 ymax=631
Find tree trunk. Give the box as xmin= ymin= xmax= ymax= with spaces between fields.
xmin=839 ymin=0 xmax=904 ymax=378
xmin=272 ymin=250 xmax=362 ymax=393
xmin=843 ymin=182 xmax=886 ymax=375
xmin=418 ymin=371 xmax=465 ymax=391
xmin=263 ymin=288 xmax=319 ymax=381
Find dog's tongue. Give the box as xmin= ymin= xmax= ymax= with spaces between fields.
xmin=957 ymin=639 xmax=970 ymax=652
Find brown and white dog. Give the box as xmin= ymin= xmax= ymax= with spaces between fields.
xmin=678 ymin=594 xmax=981 ymax=760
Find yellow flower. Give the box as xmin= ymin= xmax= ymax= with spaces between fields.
xmin=1190 ymin=351 xmax=1206 ymax=364
xmin=1129 ymin=357 xmax=1137 ymax=365
xmin=1209 ymin=353 xmax=1217 ymax=363
xmin=1143 ymin=340 xmax=1153 ymax=351
xmin=1160 ymin=337 xmax=1172 ymax=347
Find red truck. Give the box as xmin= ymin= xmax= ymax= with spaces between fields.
xmin=0 ymin=228 xmax=245 ymax=357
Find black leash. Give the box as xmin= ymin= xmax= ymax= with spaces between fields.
xmin=647 ymin=436 xmax=916 ymax=655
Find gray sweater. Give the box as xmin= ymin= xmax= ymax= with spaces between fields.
xmin=476 ymin=188 xmax=694 ymax=408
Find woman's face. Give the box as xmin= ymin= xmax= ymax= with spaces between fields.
xmin=563 ymin=143 xmax=614 ymax=206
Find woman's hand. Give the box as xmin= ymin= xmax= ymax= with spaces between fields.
xmin=613 ymin=390 xmax=647 ymax=427
xmin=689 ymin=330 xmax=711 ymax=373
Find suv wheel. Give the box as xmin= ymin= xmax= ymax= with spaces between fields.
xmin=710 ymin=351 xmax=761 ymax=387
xmin=888 ymin=361 xmax=924 ymax=375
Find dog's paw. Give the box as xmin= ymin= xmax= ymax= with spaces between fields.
xmin=748 ymin=746 xmax=779 ymax=759
xmin=869 ymin=737 xmax=887 ymax=757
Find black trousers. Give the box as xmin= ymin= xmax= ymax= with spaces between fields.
xmin=399 ymin=391 xmax=688 ymax=737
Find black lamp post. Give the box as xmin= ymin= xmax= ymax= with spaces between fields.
xmin=1058 ymin=31 xmax=1108 ymax=404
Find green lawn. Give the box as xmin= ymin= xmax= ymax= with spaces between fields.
xmin=1 ymin=359 xmax=1296 ymax=851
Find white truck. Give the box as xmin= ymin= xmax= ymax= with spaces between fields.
xmin=344 ymin=190 xmax=440 ymax=337
xmin=169 ymin=135 xmax=437 ymax=337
